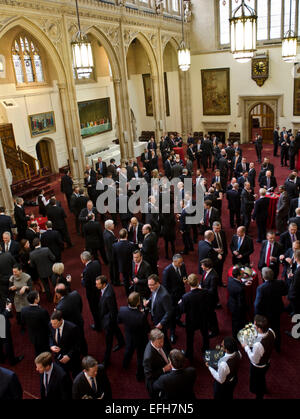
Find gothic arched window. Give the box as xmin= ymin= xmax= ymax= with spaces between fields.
xmin=12 ymin=34 xmax=44 ymax=85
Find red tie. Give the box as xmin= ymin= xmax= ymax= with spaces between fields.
xmin=266 ymin=244 xmax=271 ymax=267
xmin=134 ymin=263 xmax=138 ymax=276
xmin=203 ymin=271 xmax=207 ymax=281
xmin=206 ymin=210 xmax=210 ymax=226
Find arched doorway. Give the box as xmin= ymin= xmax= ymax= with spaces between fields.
xmin=249 ymin=103 xmax=274 ymax=143
xmin=36 ymin=139 xmax=54 ymax=173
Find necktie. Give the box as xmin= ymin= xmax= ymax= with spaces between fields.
xmin=292 ymin=234 xmax=296 ymax=242
xmin=5 ymin=243 xmax=8 ymax=252
xmin=206 ymin=210 xmax=210 ymax=226
xmin=203 ymin=271 xmax=207 ymax=281
xmin=237 ymin=237 xmax=242 ymax=250
xmin=234 ymin=159 xmax=237 ymax=169
xmin=266 ymin=244 xmax=272 ymax=267
xmin=158 ymin=347 xmax=169 ymax=364
xmin=134 ymin=227 xmax=137 ymax=244
xmin=134 ymin=263 xmax=138 ymax=276
xmin=90 ymin=377 xmax=97 ymax=392
xmin=216 ymin=233 xmax=222 ymax=249
xmin=56 ymin=328 xmax=61 ymax=345
xmin=44 ymin=373 xmax=48 ymax=396
xmin=176 ymin=267 xmax=181 ymax=277
xmin=267 ymin=178 xmax=270 ymax=189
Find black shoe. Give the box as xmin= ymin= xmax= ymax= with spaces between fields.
xmin=10 ymin=355 xmax=24 ymax=366
xmin=208 ymin=332 xmax=219 ymax=339
xmin=112 ymin=343 xmax=125 ymax=352
xmin=170 ymin=335 xmax=177 ymax=344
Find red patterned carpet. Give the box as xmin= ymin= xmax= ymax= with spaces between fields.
xmin=2 ymin=143 xmax=300 ymax=399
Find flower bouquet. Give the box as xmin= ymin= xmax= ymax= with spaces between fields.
xmin=237 ymin=323 xmax=258 ymax=347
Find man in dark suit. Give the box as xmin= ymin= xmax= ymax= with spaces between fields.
xmin=289 ymin=192 xmax=300 ymax=218
xmin=179 ymin=200 xmax=194 ymax=255
xmin=163 ymin=155 xmax=173 ymax=179
xmin=49 ymin=310 xmax=81 ymax=378
xmin=0 ymin=250 xmax=16 ymax=307
xmin=279 ymin=223 xmax=300 ymax=253
xmin=29 ymin=238 xmax=55 ymax=302
xmin=25 ymin=222 xmax=40 ymax=250
xmin=232 ymin=152 xmax=242 ymax=178
xmin=1 ymin=231 xmax=20 ymax=260
xmin=35 ymin=351 xmax=72 ymax=400
xmin=254 ymin=134 xmax=263 ymax=163
xmin=131 ymin=250 xmax=151 ymax=299
xmin=95 ymin=275 xmax=125 ymax=367
xmin=280 ymin=133 xmax=290 ymax=166
xmin=152 ymin=349 xmax=196 ymax=400
xmin=200 ymin=258 xmax=220 ymax=337
xmin=289 ymin=207 xmax=300 ymax=231
xmin=141 ymin=224 xmax=158 ymax=275
xmin=78 ymin=199 xmax=98 ymax=227
xmin=212 ymin=221 xmax=228 ymax=287
xmin=201 ymin=136 xmax=213 ymax=172
xmin=254 ymin=267 xmax=287 ymax=352
xmin=237 ymin=171 xmax=249 ymax=190
xmin=162 ymin=254 xmax=187 ymax=344
xmin=226 ymin=183 xmax=241 ymax=228
xmin=0 ymin=300 xmax=24 ymax=366
xmin=60 ymin=169 xmax=73 ymax=210
xmin=106 ymin=158 xmax=118 ymax=181
xmin=198 ymin=230 xmax=217 ymax=274
xmin=259 ymin=171 xmax=277 ymax=192
xmin=21 ymin=291 xmax=50 ymax=356
xmin=230 ymin=226 xmax=254 ymax=266
xmin=200 ymin=200 xmax=220 ymax=233
xmin=289 ymin=135 xmax=298 ymax=170
xmin=178 ymin=274 xmax=210 ymax=360
xmin=273 ymin=126 xmax=280 ymax=156
xmin=83 ymin=213 xmax=107 ymax=263
xmin=0 ymin=367 xmax=22 ymax=400
xmin=258 ymin=232 xmax=282 ymax=280
xmin=227 ymin=267 xmax=249 ymax=338
xmin=252 ymin=189 xmax=270 ymax=243
xmin=0 ymin=207 xmax=13 ymax=238
xmin=73 ymin=189 xmax=88 ymax=235
xmin=72 ymin=356 xmax=112 ymax=399
xmin=14 ymin=197 xmax=27 ymax=241
xmin=236 ymin=157 xmax=249 ymax=178
xmin=146 ymin=274 xmax=173 ymax=351
xmin=248 ymin=162 xmax=256 ymax=188
xmin=285 ymin=173 xmax=299 ymax=200
xmin=143 ymin=328 xmax=171 ymax=398
xmin=103 ymin=219 xmax=119 ymax=285
xmin=46 ymin=198 xmax=72 ymax=247
xmin=141 ymin=149 xmax=152 ymax=172
xmin=276 ymin=185 xmax=290 ymax=235
xmin=84 ymin=167 xmax=97 ymax=202
xmin=118 ymin=292 xmax=149 ymax=381
xmin=240 ymin=182 xmax=255 ymax=233
xmin=127 ymin=217 xmax=143 ymax=248
xmin=41 ymin=221 xmax=64 ymax=262
xmin=112 ymin=229 xmax=135 ymax=296
xmin=95 ymin=157 xmax=107 ymax=177
xmin=80 ymin=251 xmax=102 ymax=331
xmin=287 ymin=249 xmax=300 ymax=319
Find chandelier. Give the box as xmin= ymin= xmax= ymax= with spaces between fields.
xmin=178 ymin=0 xmax=190 ymax=71
xmin=229 ymin=0 xmax=257 ymax=63
xmin=282 ymin=0 xmax=297 ymax=62
xmin=71 ymin=0 xmax=94 ymax=79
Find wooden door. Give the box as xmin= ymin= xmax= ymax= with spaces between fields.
xmin=0 ymin=123 xmax=16 ymax=148
xmin=36 ymin=140 xmax=51 ymax=172
xmin=249 ymin=103 xmax=274 ymax=143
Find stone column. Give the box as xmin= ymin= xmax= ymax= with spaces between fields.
xmin=113 ymin=77 xmax=128 ymax=163
xmin=0 ymin=139 xmax=14 ymax=216
xmin=179 ymin=69 xmax=192 ymax=138
xmin=151 ymin=74 xmax=163 ymax=141
xmin=157 ymin=28 xmax=167 ymax=135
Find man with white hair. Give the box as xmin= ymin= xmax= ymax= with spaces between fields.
xmin=103 ymin=220 xmax=119 ymax=285
xmin=252 ymin=189 xmax=270 ymax=243
xmin=1 ymin=232 xmax=20 ymax=260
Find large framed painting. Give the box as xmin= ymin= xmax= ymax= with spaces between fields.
xmin=142 ymin=73 xmax=154 ymax=116
xmin=201 ymin=68 xmax=230 ymax=115
xmin=294 ymin=78 xmax=300 ymax=115
xmin=78 ymin=98 xmax=112 ymax=138
xmin=28 ymin=111 xmax=56 ymax=137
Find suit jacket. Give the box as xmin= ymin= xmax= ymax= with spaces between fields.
xmin=41 ymin=229 xmax=64 ymax=261
xmin=201 ymin=268 xmax=219 ymax=308
xmin=254 ymin=280 xmax=287 ymax=319
xmin=236 ymin=162 xmax=249 ymax=176
xmin=0 ymin=252 xmax=16 ymax=295
xmin=21 ymin=305 xmax=50 ymax=346
xmin=289 ymin=196 xmax=300 ymax=218
xmin=143 ymin=341 xmax=169 ymax=396
xmin=60 ymin=175 xmax=73 ymax=196
xmin=259 ymin=176 xmax=277 ymax=190
xmin=178 ymin=288 xmax=209 ymax=330
xmin=212 ymin=229 xmax=228 ymax=260
xmin=118 ymin=306 xmax=149 ymax=348
xmin=131 ymin=259 xmax=151 ymax=298
xmin=1 ymin=240 xmax=20 ymax=260
xmin=203 ymin=207 xmax=220 ymax=229
xmin=152 ymin=367 xmax=196 ymax=400
xmin=252 ymin=197 xmax=270 ymax=222
xmin=78 ymin=207 xmax=98 ymax=224
xmin=141 ymin=232 xmax=158 ymax=269
xmin=40 ymin=362 xmax=72 ymax=400
xmin=29 ymin=247 xmax=56 ymax=278
xmin=162 ymin=263 xmax=187 ymax=304
xmin=49 ymin=320 xmax=80 ymax=363
xmin=258 ymin=241 xmax=282 ymax=277
xmin=25 ymin=229 xmax=40 ymax=249
xmin=288 ymin=266 xmax=300 ymax=312
xmin=230 ymin=235 xmax=254 ymax=265
xmin=72 ymin=365 xmax=112 ymax=400
xmin=248 ymin=168 xmax=256 ymax=188
xmin=163 ymin=159 xmax=172 ymax=178
xmin=284 ymin=179 xmax=299 ymax=200
xmin=46 ymin=205 xmax=67 ymax=230
xmin=56 ymin=291 xmax=84 ymax=329
xmin=74 ymin=195 xmax=89 ymax=216
xmin=198 ymin=240 xmax=217 ymax=274
xmin=98 ymin=283 xmax=118 ymax=330
xmin=277 ymin=192 xmax=289 ymax=217
xmin=82 ymin=260 xmax=102 ymax=294
xmin=289 ymin=216 xmax=300 ymax=231
xmin=0 ymin=214 xmax=13 ymax=237
xmin=83 ymin=221 xmax=104 ymax=250
xmin=149 ymin=285 xmax=172 ymax=328
xmin=128 ymin=223 xmax=143 ymax=245
xmin=95 ymin=161 xmax=107 ymax=176
xmin=279 ymin=231 xmax=300 ymax=253
xmin=112 ymin=240 xmax=135 ymax=274
xmin=227 ymin=277 xmax=247 ymax=316
xmin=14 ymin=205 xmax=27 ymax=234
xmin=103 ymin=229 xmax=117 ymax=261
xmin=0 ymin=367 xmax=23 ymax=400
xmin=226 ymin=189 xmax=241 ymax=211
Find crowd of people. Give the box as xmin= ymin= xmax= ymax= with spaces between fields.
xmin=0 ymin=128 xmax=300 ymax=400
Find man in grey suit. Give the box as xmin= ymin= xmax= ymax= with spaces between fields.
xmin=276 ymin=185 xmax=290 ymax=235
xmin=29 ymin=238 xmax=55 ymax=301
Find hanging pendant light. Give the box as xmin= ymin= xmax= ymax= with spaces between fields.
xmin=71 ymin=0 xmax=94 ymax=79
xmin=230 ymin=0 xmax=257 ymax=63
xmin=178 ymin=0 xmax=190 ymax=71
xmin=282 ymin=0 xmax=297 ymax=62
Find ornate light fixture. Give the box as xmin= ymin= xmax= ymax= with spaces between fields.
xmin=282 ymin=0 xmax=297 ymax=62
xmin=178 ymin=0 xmax=190 ymax=71
xmin=71 ymin=0 xmax=94 ymax=79
xmin=229 ymin=0 xmax=257 ymax=63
